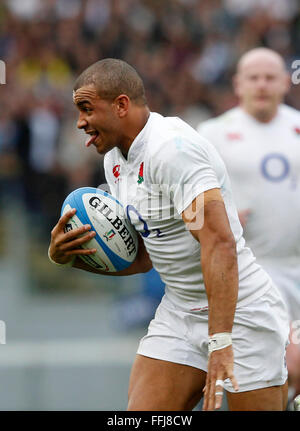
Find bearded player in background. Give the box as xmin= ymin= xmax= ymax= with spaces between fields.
xmin=48 ymin=58 xmax=289 ymax=410
xmin=198 ymin=47 xmax=300 ymax=403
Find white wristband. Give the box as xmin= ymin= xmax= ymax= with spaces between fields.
xmin=48 ymin=247 xmax=75 ymax=267
xmin=208 ymin=332 xmax=232 ymax=355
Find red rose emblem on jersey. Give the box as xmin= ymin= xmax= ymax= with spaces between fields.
xmin=137 ymin=162 xmax=144 ymax=184
xmin=113 ymin=164 xmax=120 ymax=178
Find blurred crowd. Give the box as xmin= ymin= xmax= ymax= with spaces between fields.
xmin=1 ymin=0 xmax=300 ymax=238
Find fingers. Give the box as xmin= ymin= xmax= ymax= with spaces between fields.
xmin=49 ymin=209 xmax=98 ymax=264
xmin=214 ymin=380 xmax=224 ymax=410
xmin=52 ymin=208 xmax=95 ymax=247
xmin=203 ymin=377 xmax=224 ymax=411
xmin=202 ymin=347 xmax=239 ymax=411
xmin=229 ymin=374 xmax=239 ymax=393
xmin=52 ymin=208 xmax=76 ymax=235
xmin=203 ymin=374 xmax=239 ymax=411
xmin=64 ymin=247 xmax=97 ymax=256
xmin=60 ymin=224 xmax=93 ymax=245
xmin=60 ymin=230 xmax=96 ymax=251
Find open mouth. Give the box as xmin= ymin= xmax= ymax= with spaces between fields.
xmin=85 ymin=130 xmax=99 ymax=147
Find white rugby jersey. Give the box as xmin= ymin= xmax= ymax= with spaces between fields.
xmin=104 ymin=112 xmax=272 ymax=310
xmin=197 ymin=105 xmax=300 ymax=266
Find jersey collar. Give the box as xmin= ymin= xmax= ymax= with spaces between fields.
xmin=123 ymin=112 xmax=156 ymax=164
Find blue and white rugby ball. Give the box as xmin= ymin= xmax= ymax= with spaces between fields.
xmin=61 ymin=187 xmax=138 ymax=272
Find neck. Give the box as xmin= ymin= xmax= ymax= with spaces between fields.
xmin=241 ymin=105 xmax=278 ymax=124
xmin=119 ymin=106 xmax=150 ymax=156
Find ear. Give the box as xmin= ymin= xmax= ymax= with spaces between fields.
xmin=113 ymin=95 xmax=130 ymax=118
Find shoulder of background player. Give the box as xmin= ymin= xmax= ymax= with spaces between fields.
xmin=280 ymin=103 xmax=300 ymax=122
xmin=196 ymin=107 xmax=241 ymax=138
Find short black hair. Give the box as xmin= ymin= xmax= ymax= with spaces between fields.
xmin=74 ymin=58 xmax=147 ymax=105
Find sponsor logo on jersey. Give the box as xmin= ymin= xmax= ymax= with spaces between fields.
xmin=190 ymin=306 xmax=208 ymax=312
xmin=137 ymin=162 xmax=144 ymax=184
xmin=113 ymin=164 xmax=121 ymax=184
xmin=294 ymin=126 xmax=300 ymax=135
xmin=104 ymin=229 xmax=116 ymax=241
xmin=113 ymin=164 xmax=121 ymax=179
xmin=226 ymin=132 xmax=242 ymax=141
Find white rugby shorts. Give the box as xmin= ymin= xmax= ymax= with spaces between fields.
xmin=137 ymin=285 xmax=289 ymax=393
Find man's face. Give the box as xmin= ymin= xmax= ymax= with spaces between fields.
xmin=234 ymin=55 xmax=289 ymax=121
xmin=73 ymin=85 xmax=122 ymax=155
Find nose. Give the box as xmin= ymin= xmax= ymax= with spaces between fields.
xmin=77 ymin=112 xmax=88 ymax=130
xmin=256 ymin=76 xmax=268 ymax=89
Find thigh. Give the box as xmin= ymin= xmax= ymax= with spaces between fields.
xmin=127 ymin=354 xmax=207 ymax=411
xmin=227 ymin=381 xmax=288 ymax=411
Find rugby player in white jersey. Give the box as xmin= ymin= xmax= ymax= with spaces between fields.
xmin=197 ymin=48 xmax=300 ymax=401
xmin=48 ymin=59 xmax=289 ymax=411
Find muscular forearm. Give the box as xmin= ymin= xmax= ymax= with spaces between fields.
xmin=201 ymin=240 xmax=238 ymax=336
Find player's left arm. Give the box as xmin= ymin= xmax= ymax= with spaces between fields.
xmin=182 ymin=187 xmax=239 ymax=410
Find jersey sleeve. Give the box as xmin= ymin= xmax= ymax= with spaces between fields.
xmin=149 ymin=136 xmax=220 ymax=214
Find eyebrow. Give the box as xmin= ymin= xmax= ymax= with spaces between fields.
xmin=75 ymin=100 xmax=92 ymax=107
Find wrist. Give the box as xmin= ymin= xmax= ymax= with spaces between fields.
xmin=48 ymin=246 xmax=75 ymax=267
xmin=208 ymin=332 xmax=232 ymax=355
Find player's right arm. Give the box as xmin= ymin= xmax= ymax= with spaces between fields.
xmin=48 ymin=208 xmax=152 ymax=276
